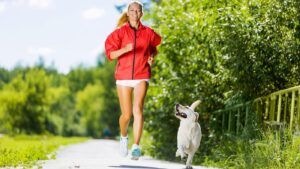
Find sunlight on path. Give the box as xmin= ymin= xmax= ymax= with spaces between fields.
xmin=41 ymin=139 xmax=214 ymax=169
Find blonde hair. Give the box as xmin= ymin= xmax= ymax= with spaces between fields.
xmin=116 ymin=1 xmax=143 ymax=28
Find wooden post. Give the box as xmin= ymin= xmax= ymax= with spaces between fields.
xmin=256 ymin=100 xmax=262 ymax=127
xmin=270 ymin=95 xmax=276 ymax=121
xmin=277 ymin=94 xmax=282 ymax=122
xmin=265 ymin=99 xmax=269 ymax=120
xmin=284 ymin=93 xmax=288 ymax=124
xmin=290 ymin=91 xmax=295 ymax=131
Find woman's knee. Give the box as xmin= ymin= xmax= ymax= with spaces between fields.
xmin=120 ymin=113 xmax=132 ymax=121
xmin=133 ymin=113 xmax=144 ymax=121
xmin=133 ymin=109 xmax=144 ymax=119
xmin=133 ymin=104 xmax=144 ymax=114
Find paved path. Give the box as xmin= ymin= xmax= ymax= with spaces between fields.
xmin=41 ymin=139 xmax=214 ymax=169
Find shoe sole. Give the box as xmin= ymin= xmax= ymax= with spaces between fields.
xmin=131 ymin=156 xmax=140 ymax=160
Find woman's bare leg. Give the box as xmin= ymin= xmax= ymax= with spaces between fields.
xmin=133 ymin=81 xmax=148 ymax=145
xmin=117 ymin=85 xmax=133 ymax=137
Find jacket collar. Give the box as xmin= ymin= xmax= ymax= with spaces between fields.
xmin=125 ymin=21 xmax=145 ymax=31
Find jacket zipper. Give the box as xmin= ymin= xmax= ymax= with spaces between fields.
xmin=132 ymin=29 xmax=136 ymax=80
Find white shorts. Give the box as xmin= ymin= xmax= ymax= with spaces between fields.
xmin=116 ymin=79 xmax=149 ymax=88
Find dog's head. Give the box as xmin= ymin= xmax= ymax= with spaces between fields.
xmin=175 ymin=100 xmax=201 ymax=122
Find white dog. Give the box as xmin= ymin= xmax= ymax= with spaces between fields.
xmin=175 ymin=100 xmax=202 ymax=169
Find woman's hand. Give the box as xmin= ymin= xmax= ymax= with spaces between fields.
xmin=148 ymin=56 xmax=154 ymax=66
xmin=124 ymin=43 xmax=133 ymax=53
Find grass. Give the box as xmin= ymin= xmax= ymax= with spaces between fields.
xmin=0 ymin=134 xmax=89 ymax=168
xmin=202 ymin=131 xmax=300 ymax=169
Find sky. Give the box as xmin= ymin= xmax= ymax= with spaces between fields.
xmin=0 ymin=0 xmax=134 ymax=73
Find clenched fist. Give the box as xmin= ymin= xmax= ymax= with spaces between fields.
xmin=148 ymin=56 xmax=154 ymax=66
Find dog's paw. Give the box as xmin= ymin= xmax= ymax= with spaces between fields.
xmin=186 ymin=165 xmax=193 ymax=169
xmin=176 ymin=149 xmax=185 ymax=158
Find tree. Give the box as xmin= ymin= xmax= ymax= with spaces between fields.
xmin=0 ymin=68 xmax=10 ymax=89
xmin=0 ymin=68 xmax=49 ymax=134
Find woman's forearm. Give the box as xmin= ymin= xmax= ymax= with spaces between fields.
xmin=110 ymin=47 xmax=128 ymax=60
xmin=110 ymin=43 xmax=133 ymax=60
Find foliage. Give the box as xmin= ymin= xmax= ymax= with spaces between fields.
xmin=144 ymin=0 xmax=230 ymax=161
xmin=202 ymin=131 xmax=300 ymax=169
xmin=219 ymin=0 xmax=300 ymax=98
xmin=94 ymin=60 xmax=120 ymax=137
xmin=0 ymin=68 xmax=10 ymax=89
xmin=143 ymin=0 xmax=300 ymax=165
xmin=76 ymin=84 xmax=105 ymax=137
xmin=0 ymin=69 xmax=49 ymax=134
xmin=0 ymin=54 xmax=119 ymax=137
xmin=46 ymin=86 xmax=80 ymax=136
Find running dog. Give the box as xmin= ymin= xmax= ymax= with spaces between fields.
xmin=175 ymin=100 xmax=202 ymax=169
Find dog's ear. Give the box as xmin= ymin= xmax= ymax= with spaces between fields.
xmin=194 ymin=112 xmax=199 ymax=122
xmin=190 ymin=100 xmax=201 ymax=111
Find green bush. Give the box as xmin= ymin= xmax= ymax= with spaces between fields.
xmin=144 ymin=0 xmax=300 ymax=166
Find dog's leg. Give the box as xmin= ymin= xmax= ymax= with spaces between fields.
xmin=185 ymin=153 xmax=195 ymax=169
xmin=176 ymin=145 xmax=186 ymax=159
xmin=175 ymin=149 xmax=181 ymax=157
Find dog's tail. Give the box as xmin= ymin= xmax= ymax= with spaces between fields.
xmin=190 ymin=100 xmax=201 ymax=111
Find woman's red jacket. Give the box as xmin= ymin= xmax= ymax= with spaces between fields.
xmin=105 ymin=22 xmax=161 ymax=80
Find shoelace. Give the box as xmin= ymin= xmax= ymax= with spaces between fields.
xmin=120 ymin=138 xmax=127 ymax=147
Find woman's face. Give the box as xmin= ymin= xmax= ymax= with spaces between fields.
xmin=127 ymin=3 xmax=143 ymax=22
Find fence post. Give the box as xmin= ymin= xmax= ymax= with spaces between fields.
xmin=270 ymin=95 xmax=276 ymax=121
xmin=284 ymin=93 xmax=288 ymax=124
xmin=290 ymin=91 xmax=295 ymax=131
xmin=265 ymin=99 xmax=269 ymax=120
xmin=277 ymin=94 xmax=282 ymax=122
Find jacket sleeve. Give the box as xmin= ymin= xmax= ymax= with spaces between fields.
xmin=105 ymin=29 xmax=122 ymax=61
xmin=149 ymin=29 xmax=161 ymax=57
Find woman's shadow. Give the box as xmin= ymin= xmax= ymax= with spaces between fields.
xmin=109 ymin=164 xmax=166 ymax=169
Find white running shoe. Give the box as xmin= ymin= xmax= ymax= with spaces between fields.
xmin=119 ymin=135 xmax=128 ymax=157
